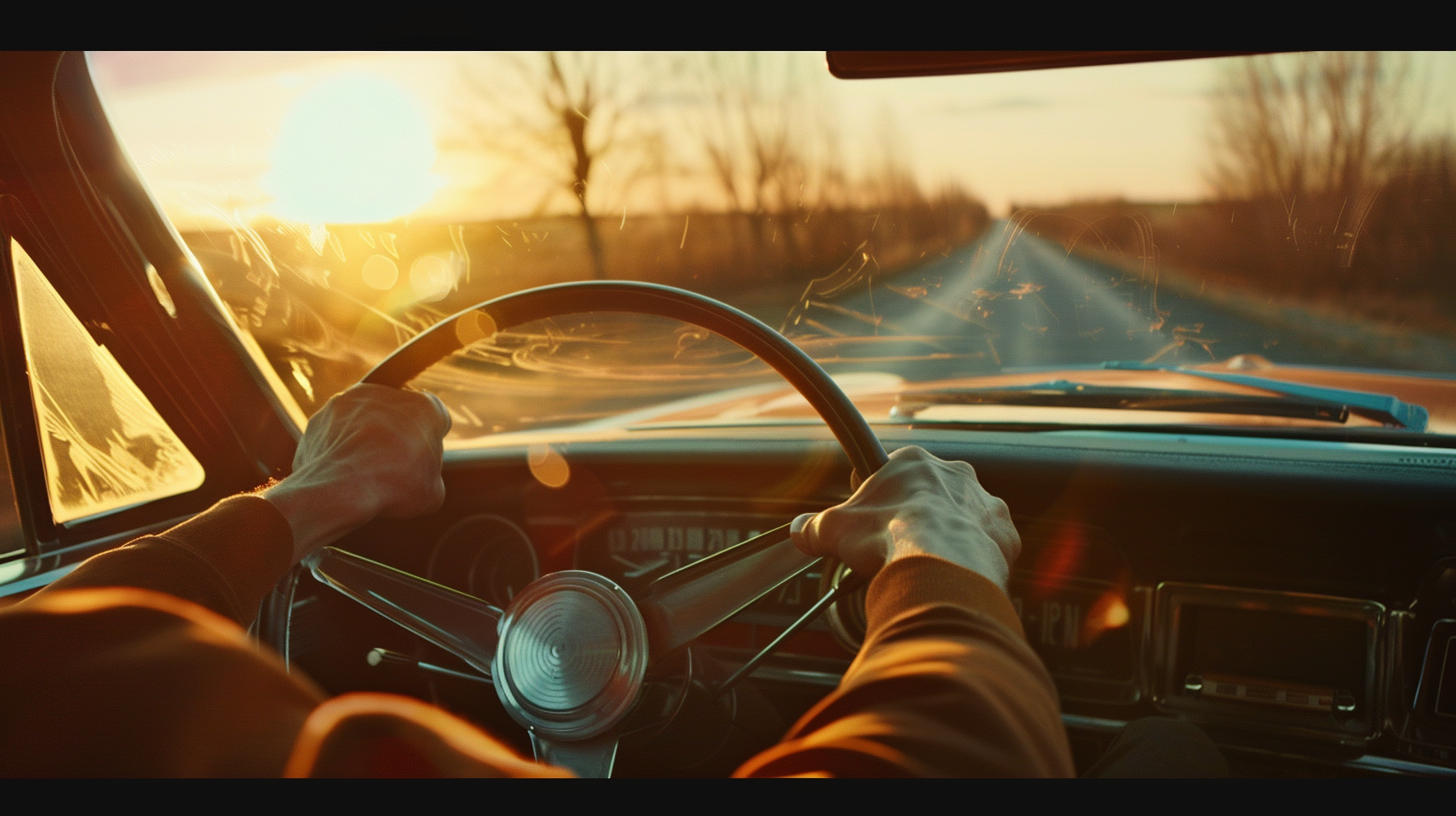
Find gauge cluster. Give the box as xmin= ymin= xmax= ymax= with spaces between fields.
xmin=572 ymin=510 xmax=830 ymax=627
xmin=574 ymin=512 xmax=781 ymax=589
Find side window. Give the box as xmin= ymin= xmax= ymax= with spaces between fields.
xmin=10 ymin=238 xmax=204 ymax=524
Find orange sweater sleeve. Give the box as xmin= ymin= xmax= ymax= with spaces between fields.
xmin=38 ymin=494 xmax=297 ymax=627
xmin=735 ymin=555 xmax=1075 ymax=777
xmin=3 ymin=496 xmax=555 ymax=777
xmin=0 ymin=496 xmax=323 ymax=775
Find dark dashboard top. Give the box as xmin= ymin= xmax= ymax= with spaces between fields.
xmin=426 ymin=424 xmax=1456 ymax=603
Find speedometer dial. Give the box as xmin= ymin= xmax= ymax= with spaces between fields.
xmin=426 ymin=515 xmax=540 ymax=608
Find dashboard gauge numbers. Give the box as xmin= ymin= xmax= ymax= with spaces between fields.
xmin=427 ymin=515 xmax=540 ymax=608
xmin=1009 ymin=574 xmax=1142 ymax=703
xmin=581 ymin=512 xmax=782 ymax=595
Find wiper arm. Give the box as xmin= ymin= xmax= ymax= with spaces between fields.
xmin=892 ymin=381 xmax=1357 ymax=424
xmin=1101 ymin=361 xmax=1429 ymax=431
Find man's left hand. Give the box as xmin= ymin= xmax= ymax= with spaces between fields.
xmin=262 ymin=384 xmax=450 ymax=563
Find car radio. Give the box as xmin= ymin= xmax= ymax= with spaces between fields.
xmin=1153 ymin=582 xmax=1385 ymax=745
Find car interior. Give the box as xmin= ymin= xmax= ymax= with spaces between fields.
xmin=3 ymin=50 xmax=1456 ymax=777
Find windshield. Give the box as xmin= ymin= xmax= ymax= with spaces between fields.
xmin=90 ymin=52 xmax=1456 ymax=438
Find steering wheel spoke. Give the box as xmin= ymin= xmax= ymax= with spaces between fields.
xmin=306 ymin=547 xmax=502 ymax=679
xmin=530 ymin=732 xmax=620 ymax=778
xmin=638 ymin=522 xmax=820 ymax=657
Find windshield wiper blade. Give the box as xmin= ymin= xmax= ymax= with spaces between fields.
xmin=1101 ymin=361 xmax=1429 ymax=431
xmin=892 ymin=381 xmax=1357 ymax=424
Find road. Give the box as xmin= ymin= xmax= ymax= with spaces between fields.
xmin=801 ymin=220 xmax=1456 ymax=374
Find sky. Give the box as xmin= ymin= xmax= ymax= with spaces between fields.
xmin=88 ymin=51 xmax=1456 ymax=231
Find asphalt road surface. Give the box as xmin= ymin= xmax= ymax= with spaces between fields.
xmin=800 ymin=220 xmax=1456 ymax=374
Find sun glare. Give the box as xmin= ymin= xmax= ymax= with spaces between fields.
xmin=264 ymin=72 xmax=442 ymax=224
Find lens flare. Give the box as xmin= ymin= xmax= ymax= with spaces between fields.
xmin=360 ymin=253 xmax=399 ymax=290
xmin=409 ymin=253 xmax=460 ymax=302
xmin=528 ymin=443 xmax=571 ymax=489
xmin=454 ymin=311 xmax=498 ymax=347
xmin=1081 ymin=588 xmax=1131 ymax=645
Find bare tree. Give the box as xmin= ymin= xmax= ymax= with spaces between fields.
xmin=1207 ymin=52 xmax=1414 ymax=278
xmin=677 ymin=52 xmax=987 ymax=291
xmin=686 ymin=52 xmax=821 ymax=270
xmin=459 ymin=52 xmax=643 ymax=279
xmin=1211 ymin=53 xmax=1417 ymax=199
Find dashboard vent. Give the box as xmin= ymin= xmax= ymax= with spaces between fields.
xmin=1396 ymin=457 xmax=1456 ymax=469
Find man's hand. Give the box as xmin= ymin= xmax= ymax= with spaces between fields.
xmin=789 ymin=446 xmax=1020 ymax=591
xmin=262 ymin=384 xmax=451 ymax=563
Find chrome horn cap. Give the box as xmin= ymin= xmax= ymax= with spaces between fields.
xmin=493 ymin=571 xmax=649 ymax=741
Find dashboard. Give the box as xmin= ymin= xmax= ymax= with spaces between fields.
xmin=263 ymin=423 xmax=1456 ymax=776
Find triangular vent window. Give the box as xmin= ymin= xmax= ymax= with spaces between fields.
xmin=12 ymin=239 xmax=204 ymax=523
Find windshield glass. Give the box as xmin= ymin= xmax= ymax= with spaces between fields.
xmin=90 ymin=52 xmax=1456 ymax=438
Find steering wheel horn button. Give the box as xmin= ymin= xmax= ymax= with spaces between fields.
xmin=494 ymin=571 xmax=649 ymax=741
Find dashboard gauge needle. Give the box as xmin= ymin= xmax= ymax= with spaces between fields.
xmin=612 ymin=553 xmax=670 ymax=578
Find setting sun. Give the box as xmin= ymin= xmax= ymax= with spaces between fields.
xmin=264 ymin=72 xmax=441 ymax=224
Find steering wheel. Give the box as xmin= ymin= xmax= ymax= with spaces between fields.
xmin=302 ymin=281 xmax=888 ymax=777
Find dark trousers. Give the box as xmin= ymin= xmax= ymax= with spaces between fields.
xmin=1083 ymin=717 xmax=1228 ymax=777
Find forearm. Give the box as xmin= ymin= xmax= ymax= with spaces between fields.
xmin=736 ymin=556 xmax=1074 ymax=777
xmin=37 ymin=494 xmax=296 ymax=627
xmin=33 ymin=384 xmax=449 ymax=625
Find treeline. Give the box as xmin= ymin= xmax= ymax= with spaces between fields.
xmin=1019 ymin=138 xmax=1456 ymax=334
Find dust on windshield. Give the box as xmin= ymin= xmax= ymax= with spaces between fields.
xmin=91 ymin=52 xmax=1456 ymax=437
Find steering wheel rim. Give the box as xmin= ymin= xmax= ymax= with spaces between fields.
xmin=308 ymin=281 xmax=887 ymax=776
xmin=362 ymin=280 xmax=888 ymax=480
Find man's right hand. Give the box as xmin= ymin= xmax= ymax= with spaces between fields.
xmin=788 ymin=446 xmax=1020 ymax=591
